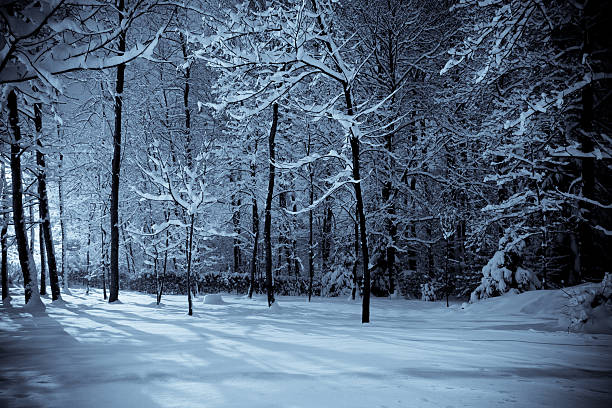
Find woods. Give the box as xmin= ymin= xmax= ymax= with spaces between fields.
xmin=1 ymin=0 xmax=610 ymax=321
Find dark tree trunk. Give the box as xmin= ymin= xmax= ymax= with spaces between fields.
xmin=29 ymin=204 xmax=35 ymax=260
xmin=350 ymin=131 xmax=371 ymax=323
xmin=341 ymin=83 xmax=371 ymax=323
xmin=120 ymin=224 xmax=135 ymax=277
xmin=278 ymin=191 xmax=290 ymax=275
xmin=321 ymin=204 xmax=332 ymax=273
xmin=180 ymin=32 xmax=192 ymax=165
xmin=351 ymin=211 xmax=359 ymax=300
xmin=292 ymin=200 xmax=299 ymax=282
xmin=1 ymin=219 xmax=7 ymax=301
xmin=1 ymin=163 xmax=8 ymax=301
xmin=309 ymin=0 xmax=371 ymax=322
xmin=249 ymin=156 xmax=259 ymax=299
xmin=58 ymin=152 xmax=68 ymax=291
xmin=35 ymin=104 xmax=61 ymax=300
xmin=39 ymin=223 xmax=46 ymax=296
xmin=264 ymin=103 xmax=278 ymax=307
xmin=382 ymin=129 xmax=396 ymax=296
xmin=8 ymin=90 xmax=39 ymax=304
xmin=578 ymin=2 xmax=596 ymax=281
xmin=445 ymin=238 xmax=450 ymax=308
xmin=186 ymin=214 xmax=195 ymax=316
xmin=101 ymin=217 xmax=107 ymax=300
xmin=308 ymin=136 xmax=314 ymax=302
xmin=159 ymin=217 xmax=169 ymax=305
xmin=85 ymin=210 xmax=91 ymax=295
xmin=109 ymin=0 xmax=127 ymax=303
xmin=231 ymin=174 xmax=241 ymax=274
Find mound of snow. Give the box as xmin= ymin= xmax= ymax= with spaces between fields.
xmin=50 ymin=298 xmax=67 ymax=306
xmin=1 ymin=295 xmax=12 ymax=307
xmin=22 ymin=295 xmax=46 ymax=315
xmin=560 ymin=274 xmax=612 ymax=334
xmin=203 ymin=294 xmax=225 ymax=305
xmin=464 ymin=281 xmax=612 ymax=334
xmin=268 ymin=301 xmax=282 ymax=313
xmin=465 ymin=288 xmax=562 ymax=316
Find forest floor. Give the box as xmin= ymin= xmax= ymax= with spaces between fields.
xmin=0 ymin=287 xmax=611 ymax=408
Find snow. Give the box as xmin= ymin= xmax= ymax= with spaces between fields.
xmin=0 ymin=288 xmax=610 ymax=408
xmin=203 ymin=294 xmax=225 ymax=305
xmin=20 ymin=294 xmax=46 ymax=316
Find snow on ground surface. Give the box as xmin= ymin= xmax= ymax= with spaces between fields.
xmin=203 ymin=294 xmax=225 ymax=305
xmin=1 ymin=288 xmax=611 ymax=408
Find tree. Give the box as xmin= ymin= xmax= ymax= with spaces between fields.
xmin=198 ymin=0 xmax=391 ymax=321
xmin=108 ymin=0 xmax=128 ymax=303
xmin=264 ymin=103 xmax=279 ymax=306
xmin=442 ymin=0 xmax=612 ymax=286
xmin=7 ymin=89 xmax=44 ymax=310
xmin=136 ymin=142 xmax=217 ymax=315
xmin=34 ymin=103 xmax=61 ymax=300
xmin=1 ymin=161 xmax=9 ymax=303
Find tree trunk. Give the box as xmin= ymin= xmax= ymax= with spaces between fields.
xmin=445 ymin=238 xmax=450 ymax=308
xmin=568 ymin=232 xmax=581 ymax=285
xmin=382 ymin=137 xmax=396 ymax=296
xmin=1 ymin=219 xmax=7 ymax=302
xmin=578 ymin=2 xmax=596 ymax=281
xmin=35 ymin=103 xmax=61 ymax=301
xmin=8 ymin=90 xmax=41 ymax=305
xmin=382 ymin=106 xmax=397 ymax=296
xmin=39 ymin=223 xmax=46 ymax=296
xmin=351 ymin=210 xmax=359 ymax=301
xmin=58 ymin=152 xmax=68 ymax=292
xmin=29 ymin=203 xmax=35 ymax=260
xmin=264 ymin=103 xmax=278 ymax=307
xmin=85 ymin=215 xmax=91 ymax=295
xmin=321 ymin=204 xmax=332 ymax=274
xmin=341 ymin=82 xmax=370 ymax=322
xmin=292 ymin=197 xmax=299 ymax=280
xmin=308 ymin=136 xmax=314 ymax=301
xmin=278 ymin=191 xmax=292 ymax=276
xmin=180 ymin=32 xmax=192 ymax=166
xmin=1 ymin=162 xmax=9 ymax=302
xmin=101 ymin=216 xmax=107 ymax=300
xmin=159 ymin=218 xmax=169 ymax=305
xmin=249 ymin=156 xmax=259 ymax=299
xmin=109 ymin=0 xmax=127 ymax=303
xmin=350 ymin=130 xmax=371 ymax=323
xmin=231 ymin=173 xmax=242 ymax=274
xmin=120 ymin=224 xmax=135 ymax=277
xmin=186 ymin=214 xmax=195 ymax=316
xmin=308 ymin=0 xmax=371 ymax=322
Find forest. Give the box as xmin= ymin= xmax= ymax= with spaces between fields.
xmin=1 ymin=1 xmax=611 ymax=407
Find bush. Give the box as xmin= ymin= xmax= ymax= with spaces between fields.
xmin=420 ymin=282 xmax=437 ymax=301
xmin=563 ymin=273 xmax=612 ymax=333
xmin=321 ymin=266 xmax=353 ymax=297
xmin=470 ymin=233 xmax=542 ymax=303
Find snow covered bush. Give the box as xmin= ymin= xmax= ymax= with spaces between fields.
xmin=563 ymin=273 xmax=612 ymax=333
xmin=420 ymin=282 xmax=437 ymax=301
xmin=321 ymin=267 xmax=352 ymax=297
xmin=470 ymin=234 xmax=541 ymax=303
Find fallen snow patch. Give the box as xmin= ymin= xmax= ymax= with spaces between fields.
xmin=203 ymin=294 xmax=225 ymax=305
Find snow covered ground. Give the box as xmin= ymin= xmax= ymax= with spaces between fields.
xmin=1 ymin=288 xmax=610 ymax=408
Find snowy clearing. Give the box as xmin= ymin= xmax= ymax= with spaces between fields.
xmin=1 ymin=288 xmax=611 ymax=408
